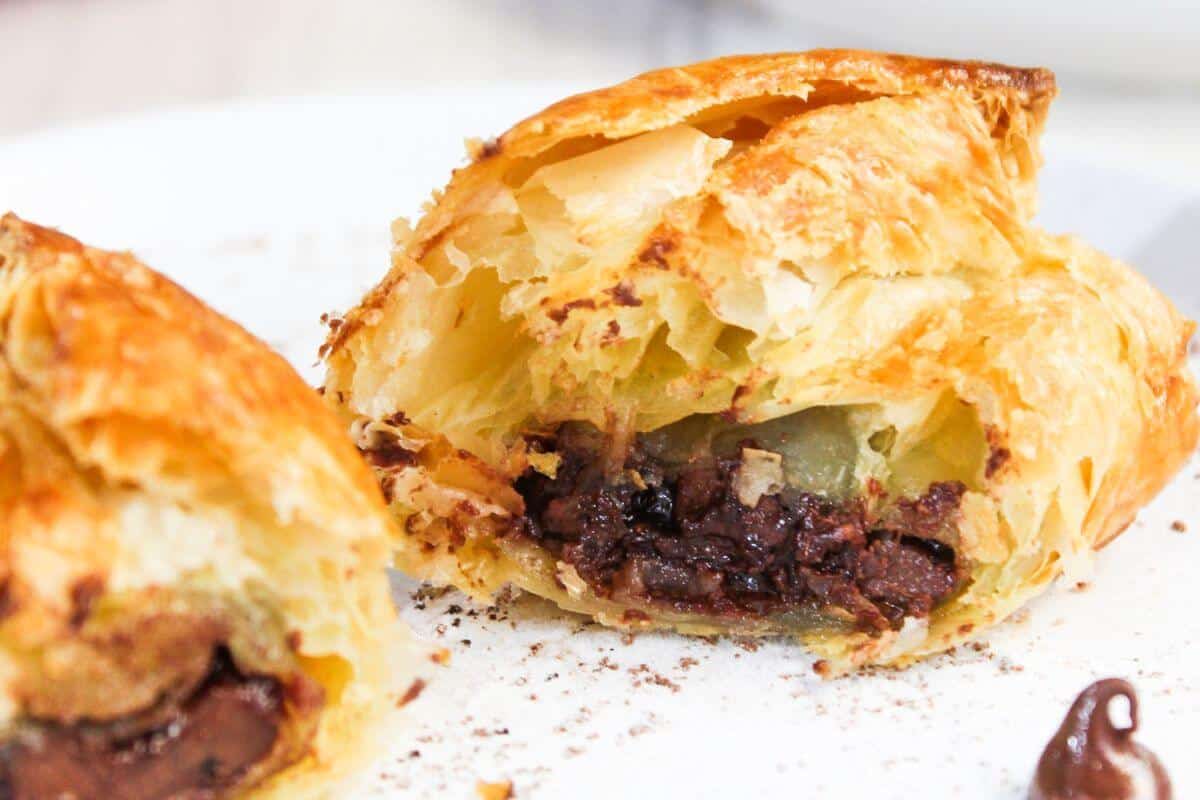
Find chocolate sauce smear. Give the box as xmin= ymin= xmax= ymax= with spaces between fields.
xmin=1031 ymin=679 xmax=1171 ymax=800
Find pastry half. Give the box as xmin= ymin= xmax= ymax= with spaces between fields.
xmin=0 ymin=215 xmax=402 ymax=798
xmin=322 ymin=50 xmax=1198 ymax=671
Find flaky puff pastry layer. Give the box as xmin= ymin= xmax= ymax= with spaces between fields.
xmin=323 ymin=51 xmax=1198 ymax=671
xmin=0 ymin=215 xmax=405 ymax=797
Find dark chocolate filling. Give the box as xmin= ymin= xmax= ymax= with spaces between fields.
xmin=513 ymin=424 xmax=966 ymax=631
xmin=0 ymin=649 xmax=284 ymax=800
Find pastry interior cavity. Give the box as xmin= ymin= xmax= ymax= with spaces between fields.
xmin=508 ymin=401 xmax=986 ymax=631
xmin=0 ymin=644 xmax=322 ymax=800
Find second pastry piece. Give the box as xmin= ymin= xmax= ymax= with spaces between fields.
xmin=323 ymin=51 xmax=1198 ymax=670
xmin=0 ymin=215 xmax=402 ymax=799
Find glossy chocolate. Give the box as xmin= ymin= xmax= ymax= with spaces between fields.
xmin=1031 ymin=679 xmax=1171 ymax=800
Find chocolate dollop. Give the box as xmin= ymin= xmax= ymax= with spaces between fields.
xmin=1031 ymin=678 xmax=1171 ymax=800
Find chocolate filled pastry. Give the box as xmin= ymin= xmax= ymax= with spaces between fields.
xmin=322 ymin=50 xmax=1199 ymax=671
xmin=0 ymin=216 xmax=402 ymax=798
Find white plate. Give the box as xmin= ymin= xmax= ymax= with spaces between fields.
xmin=1 ymin=90 xmax=1198 ymax=800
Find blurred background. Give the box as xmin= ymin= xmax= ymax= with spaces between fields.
xmin=1 ymin=0 xmax=1198 ymax=182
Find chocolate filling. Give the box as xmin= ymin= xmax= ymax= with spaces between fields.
xmin=0 ymin=650 xmax=285 ymax=800
xmin=513 ymin=424 xmax=966 ymax=631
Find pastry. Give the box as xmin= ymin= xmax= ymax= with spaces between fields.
xmin=0 ymin=215 xmax=402 ymax=798
xmin=322 ymin=50 xmax=1198 ymax=671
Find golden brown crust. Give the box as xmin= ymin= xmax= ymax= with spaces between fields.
xmin=483 ymin=50 xmax=1055 ymax=162
xmin=323 ymin=50 xmax=1195 ymax=673
xmin=324 ymin=49 xmax=1055 ymax=361
xmin=0 ymin=214 xmax=402 ymax=797
xmin=0 ymin=214 xmax=379 ymax=514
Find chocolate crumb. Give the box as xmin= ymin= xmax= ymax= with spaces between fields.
xmin=383 ymin=410 xmax=411 ymax=427
xmin=986 ymin=445 xmax=1011 ymax=478
xmin=0 ymin=579 xmax=18 ymax=621
xmin=398 ymin=678 xmax=427 ymax=707
xmin=605 ymin=281 xmax=643 ymax=307
xmin=628 ymin=664 xmax=680 ymax=693
xmin=68 ymin=574 xmax=106 ymax=629
xmin=1170 ymin=520 xmax=1187 ymax=532
xmin=319 ymin=312 xmax=345 ymax=331
xmin=414 ymin=584 xmax=453 ymax=602
xmin=472 ymin=727 xmax=510 ymax=738
xmin=638 ymin=238 xmax=675 ymax=269
xmin=547 ymin=298 xmax=596 ymax=324
xmin=477 ymin=138 xmax=502 ymax=159
xmin=722 ymin=383 xmax=754 ymax=423
xmin=360 ymin=431 xmax=418 ymax=469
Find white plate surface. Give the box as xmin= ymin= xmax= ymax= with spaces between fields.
xmin=1 ymin=89 xmax=1198 ymax=799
